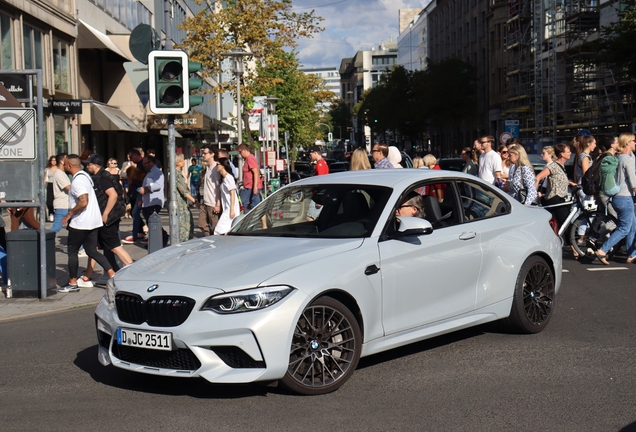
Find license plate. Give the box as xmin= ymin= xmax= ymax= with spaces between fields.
xmin=116 ymin=328 xmax=172 ymax=351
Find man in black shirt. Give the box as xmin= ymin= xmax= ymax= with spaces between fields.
xmin=80 ymin=154 xmax=133 ymax=286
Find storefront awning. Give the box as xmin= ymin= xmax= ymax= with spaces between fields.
xmin=77 ymin=20 xmax=131 ymax=61
xmin=91 ymin=103 xmax=144 ymax=133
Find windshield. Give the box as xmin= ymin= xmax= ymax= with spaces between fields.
xmin=230 ymin=184 xmax=392 ymax=238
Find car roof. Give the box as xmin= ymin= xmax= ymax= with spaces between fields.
xmin=287 ymin=168 xmax=486 ymax=190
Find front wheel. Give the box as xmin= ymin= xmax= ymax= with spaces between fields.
xmin=568 ymin=212 xmax=618 ymax=259
xmin=503 ymin=256 xmax=555 ymax=334
xmin=280 ymin=296 xmax=362 ymax=395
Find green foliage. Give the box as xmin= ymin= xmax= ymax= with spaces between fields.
xmin=251 ymin=49 xmax=333 ymax=159
xmin=596 ymin=0 xmax=636 ymax=80
xmin=356 ymin=61 xmax=477 ymax=145
xmin=329 ymin=100 xmax=352 ymax=139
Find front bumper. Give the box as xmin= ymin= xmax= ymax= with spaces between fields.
xmin=95 ymin=284 xmax=308 ymax=384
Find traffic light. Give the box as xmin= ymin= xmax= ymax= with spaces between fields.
xmin=149 ymin=50 xmax=190 ymax=114
xmin=188 ymin=61 xmax=204 ymax=109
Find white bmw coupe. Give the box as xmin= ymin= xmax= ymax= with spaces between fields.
xmin=95 ymin=169 xmax=562 ymax=395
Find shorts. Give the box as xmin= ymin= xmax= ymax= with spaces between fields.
xmin=98 ymin=221 xmax=122 ymax=251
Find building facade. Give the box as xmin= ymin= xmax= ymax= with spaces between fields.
xmin=339 ymin=40 xmax=398 ymax=149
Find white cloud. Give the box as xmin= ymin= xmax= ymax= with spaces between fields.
xmin=293 ymin=0 xmax=424 ymax=68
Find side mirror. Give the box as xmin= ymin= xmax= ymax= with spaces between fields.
xmin=395 ymin=216 xmax=433 ymax=237
xmin=231 ymin=214 xmax=246 ymax=229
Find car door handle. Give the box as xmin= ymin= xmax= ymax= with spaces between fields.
xmin=459 ymin=231 xmax=476 ymax=241
xmin=365 ymin=265 xmax=380 ymax=275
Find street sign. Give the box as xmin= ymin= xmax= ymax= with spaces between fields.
xmin=500 ymin=131 xmax=513 ymax=144
xmin=129 ymin=24 xmax=161 ymax=65
xmin=266 ymin=150 xmax=276 ymax=167
xmin=123 ymin=61 xmax=150 ymax=107
xmin=505 ymin=119 xmax=520 ymax=138
xmin=50 ymin=99 xmax=82 ymax=115
xmin=0 ymin=108 xmax=36 ymax=160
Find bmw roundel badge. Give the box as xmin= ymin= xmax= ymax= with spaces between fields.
xmin=147 ymin=284 xmax=159 ymax=292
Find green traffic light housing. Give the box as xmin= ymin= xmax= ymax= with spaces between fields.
xmin=188 ymin=61 xmax=204 ymax=108
xmin=148 ymin=50 xmax=192 ymax=114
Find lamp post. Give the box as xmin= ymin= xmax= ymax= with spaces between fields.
xmin=316 ymin=122 xmax=331 ymax=139
xmin=222 ymin=48 xmax=251 ymax=147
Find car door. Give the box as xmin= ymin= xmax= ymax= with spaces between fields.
xmin=378 ymin=181 xmax=483 ymax=335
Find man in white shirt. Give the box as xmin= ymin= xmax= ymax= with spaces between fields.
xmin=58 ymin=154 xmax=114 ymax=293
xmin=478 ymin=135 xmax=503 ymax=185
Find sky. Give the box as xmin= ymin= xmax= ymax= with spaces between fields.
xmin=291 ymin=0 xmax=425 ymax=69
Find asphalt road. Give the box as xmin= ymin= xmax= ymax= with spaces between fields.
xmin=1 ymin=255 xmax=635 ymax=432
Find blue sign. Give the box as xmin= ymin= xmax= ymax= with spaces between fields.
xmin=505 ymin=120 xmax=520 ymax=138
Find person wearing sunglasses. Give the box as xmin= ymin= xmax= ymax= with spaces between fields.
xmin=477 ymin=135 xmax=503 ymax=186
xmin=395 ymin=193 xmax=425 ymax=219
xmin=497 ymin=145 xmax=511 ymax=180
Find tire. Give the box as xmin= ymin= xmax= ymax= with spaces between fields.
xmin=503 ymin=256 xmax=555 ymax=334
xmin=280 ymin=296 xmax=362 ymax=395
xmin=568 ymin=212 xmax=618 ymax=259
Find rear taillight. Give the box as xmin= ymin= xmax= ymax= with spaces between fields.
xmin=549 ymin=217 xmax=558 ymax=235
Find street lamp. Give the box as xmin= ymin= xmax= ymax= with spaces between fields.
xmin=316 ymin=122 xmax=331 ymax=141
xmin=222 ymin=48 xmax=251 ymax=146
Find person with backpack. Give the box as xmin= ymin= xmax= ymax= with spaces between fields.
xmin=58 ymin=155 xmax=114 ymax=293
xmin=78 ymin=154 xmax=133 ymax=286
xmin=596 ymin=136 xmax=620 ymax=219
xmin=595 ymin=133 xmax=636 ymax=265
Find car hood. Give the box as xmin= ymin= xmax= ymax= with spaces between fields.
xmin=114 ymin=235 xmax=363 ymax=291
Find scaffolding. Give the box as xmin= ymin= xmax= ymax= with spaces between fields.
xmin=504 ymin=0 xmax=636 ymax=145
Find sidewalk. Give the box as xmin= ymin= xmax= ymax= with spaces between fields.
xmin=0 ymin=208 xmax=192 ymax=322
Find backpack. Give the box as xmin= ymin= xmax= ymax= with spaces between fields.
xmin=600 ymin=155 xmax=622 ymax=196
xmin=92 ymin=169 xmax=126 ymax=226
xmin=581 ymin=153 xmax=606 ymax=195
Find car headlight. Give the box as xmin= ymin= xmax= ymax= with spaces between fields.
xmin=105 ymin=278 xmax=117 ymax=305
xmin=202 ymin=286 xmax=294 ymax=314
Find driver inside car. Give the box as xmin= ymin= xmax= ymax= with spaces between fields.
xmin=395 ymin=193 xmax=425 ymax=219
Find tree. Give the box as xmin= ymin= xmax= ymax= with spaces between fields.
xmin=251 ymin=49 xmax=333 ymax=161
xmin=595 ymin=0 xmax=636 ymax=80
xmin=329 ymin=100 xmax=352 ymax=140
xmin=179 ymin=1 xmax=323 ymax=101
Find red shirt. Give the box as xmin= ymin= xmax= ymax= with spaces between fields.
xmin=242 ymin=154 xmax=261 ymax=189
xmin=315 ymin=158 xmax=329 ymax=176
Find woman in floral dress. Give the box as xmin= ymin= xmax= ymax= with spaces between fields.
xmin=175 ymin=154 xmax=199 ymax=243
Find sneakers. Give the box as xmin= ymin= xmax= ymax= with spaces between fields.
xmin=48 ymin=214 xmax=55 ymax=222
xmin=77 ymin=249 xmax=88 ymax=258
xmin=57 ymin=284 xmax=79 ymax=293
xmin=121 ymin=236 xmax=135 ymax=244
xmin=77 ymin=275 xmax=94 ymax=288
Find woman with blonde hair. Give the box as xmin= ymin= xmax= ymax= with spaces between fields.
xmin=412 ymin=157 xmax=424 ymax=169
xmin=350 ymin=148 xmax=371 ymax=171
xmin=507 ymin=144 xmax=537 ymax=205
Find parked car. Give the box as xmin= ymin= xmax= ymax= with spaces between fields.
xmin=328 ymin=161 xmax=350 ymax=173
xmin=95 ymin=170 xmax=561 ymax=395
xmin=439 ymin=158 xmax=466 ymax=172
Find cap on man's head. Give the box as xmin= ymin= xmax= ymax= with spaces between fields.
xmin=577 ymin=129 xmax=592 ymax=137
xmin=83 ymin=154 xmax=105 ymax=166
xmin=309 ymin=145 xmax=322 ymax=154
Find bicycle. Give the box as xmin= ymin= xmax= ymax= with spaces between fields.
xmin=541 ymin=187 xmax=620 ymax=261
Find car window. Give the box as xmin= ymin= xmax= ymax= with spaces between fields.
xmin=230 ymin=184 xmax=392 ymax=238
xmin=413 ymin=181 xmax=460 ymax=228
xmin=456 ymin=180 xmax=510 ymax=222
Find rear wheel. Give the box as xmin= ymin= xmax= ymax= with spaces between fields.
xmin=280 ymin=296 xmax=361 ymax=395
xmin=568 ymin=212 xmax=618 ymax=259
xmin=504 ymin=256 xmax=555 ymax=334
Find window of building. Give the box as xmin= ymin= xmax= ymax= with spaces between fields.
xmin=23 ymin=24 xmax=44 ymax=72
xmin=0 ymin=12 xmax=12 ymax=69
xmin=53 ymin=36 xmax=70 ymax=92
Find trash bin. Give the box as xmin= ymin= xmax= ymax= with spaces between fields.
xmin=6 ymin=229 xmax=56 ymax=298
xmin=269 ymin=178 xmax=280 ymax=193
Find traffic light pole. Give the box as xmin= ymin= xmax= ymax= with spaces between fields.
xmin=167 ymin=114 xmax=179 ymax=244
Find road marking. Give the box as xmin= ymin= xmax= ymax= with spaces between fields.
xmin=562 ymin=269 xmax=569 ymax=273
xmin=587 ymin=267 xmax=629 ymax=272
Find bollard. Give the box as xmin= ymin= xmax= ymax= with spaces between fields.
xmin=147 ymin=211 xmax=163 ymax=254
